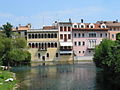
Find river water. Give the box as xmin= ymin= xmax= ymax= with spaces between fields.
xmin=10 ymin=62 xmax=111 ymax=90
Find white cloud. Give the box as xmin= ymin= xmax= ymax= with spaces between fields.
xmin=0 ymin=6 xmax=108 ymax=28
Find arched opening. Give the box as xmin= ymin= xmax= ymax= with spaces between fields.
xmin=28 ymin=34 xmax=31 ymax=39
xmin=55 ymin=42 xmax=57 ymax=47
xmin=51 ymin=34 xmax=53 ymax=38
xmin=45 ymin=43 xmax=47 ymax=48
xmin=38 ymin=34 xmax=41 ymax=38
xmin=48 ymin=34 xmax=50 ymax=38
xmin=32 ymin=34 xmax=34 ymax=39
xmin=28 ymin=43 xmax=31 ymax=48
xmin=45 ymin=34 xmax=47 ymax=38
xmin=41 ymin=34 xmax=43 ymax=38
xmin=38 ymin=53 xmax=40 ymax=59
xmin=35 ymin=43 xmax=38 ymax=48
xmin=48 ymin=43 xmax=50 ymax=48
xmin=32 ymin=43 xmax=35 ymax=48
xmin=35 ymin=34 xmax=37 ymax=38
xmin=42 ymin=43 xmax=44 ymax=49
xmin=39 ymin=43 xmax=41 ymax=48
xmin=51 ymin=43 xmax=54 ymax=48
xmin=55 ymin=33 xmax=57 ymax=38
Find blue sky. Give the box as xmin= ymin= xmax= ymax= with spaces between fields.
xmin=0 ymin=0 xmax=120 ymax=28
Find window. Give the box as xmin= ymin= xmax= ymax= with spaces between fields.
xmin=81 ymin=25 xmax=84 ymax=28
xmin=60 ymin=34 xmax=63 ymax=39
xmin=68 ymin=34 xmax=71 ymax=39
xmin=64 ymin=26 xmax=67 ymax=31
xmin=60 ymin=27 xmax=63 ymax=31
xmin=82 ymin=33 xmax=85 ymax=37
xmin=83 ymin=41 xmax=85 ymax=46
xmin=74 ymin=42 xmax=77 ymax=46
xmin=78 ymin=33 xmax=81 ymax=37
xmin=105 ymin=33 xmax=107 ymax=37
xmin=32 ymin=34 xmax=34 ymax=39
xmin=47 ymin=53 xmax=49 ymax=58
xmin=38 ymin=53 xmax=40 ymax=58
xmin=68 ymin=27 xmax=71 ymax=31
xmin=89 ymin=33 xmax=96 ymax=37
xmin=112 ymin=34 xmax=114 ymax=38
xmin=55 ymin=34 xmax=57 ymax=38
xmin=78 ymin=42 xmax=81 ymax=46
xmin=74 ymin=33 xmax=77 ymax=38
xmin=51 ymin=34 xmax=53 ymax=38
xmin=56 ymin=53 xmax=58 ymax=57
xmin=90 ymin=25 xmax=94 ymax=28
xmin=55 ymin=43 xmax=57 ymax=47
xmin=89 ymin=51 xmax=91 ymax=53
xmin=83 ymin=51 xmax=85 ymax=53
xmin=28 ymin=34 xmax=31 ymax=39
xmin=74 ymin=25 xmax=77 ymax=28
xmin=48 ymin=34 xmax=50 ymax=38
xmin=100 ymin=33 xmax=102 ymax=37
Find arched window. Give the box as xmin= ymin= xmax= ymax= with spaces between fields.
xmin=83 ymin=41 xmax=85 ymax=46
xmin=41 ymin=34 xmax=43 ymax=38
xmin=45 ymin=34 xmax=47 ymax=38
xmin=32 ymin=43 xmax=35 ymax=48
xmin=28 ymin=43 xmax=31 ymax=48
xmin=38 ymin=34 xmax=41 ymax=38
xmin=51 ymin=34 xmax=53 ymax=38
xmin=32 ymin=34 xmax=34 ymax=39
xmin=46 ymin=53 xmax=49 ymax=58
xmin=48 ymin=34 xmax=50 ymax=38
xmin=28 ymin=34 xmax=31 ymax=39
xmin=39 ymin=43 xmax=41 ymax=48
xmin=38 ymin=53 xmax=40 ymax=58
xmin=55 ymin=33 xmax=57 ymax=38
xmin=51 ymin=43 xmax=54 ymax=48
xmin=55 ymin=42 xmax=57 ymax=47
xmin=35 ymin=34 xmax=37 ymax=38
xmin=48 ymin=43 xmax=50 ymax=48
xmin=45 ymin=43 xmax=47 ymax=48
xmin=42 ymin=43 xmax=44 ymax=48
xmin=35 ymin=43 xmax=38 ymax=48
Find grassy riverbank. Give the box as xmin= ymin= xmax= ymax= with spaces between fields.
xmin=0 ymin=70 xmax=17 ymax=90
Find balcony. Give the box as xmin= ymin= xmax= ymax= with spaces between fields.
xmin=38 ymin=47 xmax=47 ymax=51
xmin=87 ymin=46 xmax=95 ymax=50
xmin=60 ymin=48 xmax=72 ymax=51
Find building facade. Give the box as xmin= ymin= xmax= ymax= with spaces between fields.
xmin=27 ymin=27 xmax=59 ymax=61
xmin=13 ymin=19 xmax=120 ymax=61
xmin=72 ymin=22 xmax=109 ymax=60
xmin=58 ymin=21 xmax=73 ymax=61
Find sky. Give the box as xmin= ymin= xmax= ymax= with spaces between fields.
xmin=0 ymin=0 xmax=120 ymax=28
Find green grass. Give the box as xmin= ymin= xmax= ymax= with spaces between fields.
xmin=0 ymin=70 xmax=18 ymax=90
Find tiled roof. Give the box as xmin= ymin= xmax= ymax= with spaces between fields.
xmin=43 ymin=26 xmax=57 ymax=30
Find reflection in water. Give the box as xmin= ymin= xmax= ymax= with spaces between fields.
xmin=10 ymin=63 xmax=109 ymax=90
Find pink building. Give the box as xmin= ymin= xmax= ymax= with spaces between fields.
xmin=72 ymin=22 xmax=109 ymax=58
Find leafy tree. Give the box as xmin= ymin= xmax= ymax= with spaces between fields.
xmin=93 ymin=39 xmax=115 ymax=68
xmin=13 ymin=38 xmax=27 ymax=48
xmin=0 ymin=22 xmax=13 ymax=38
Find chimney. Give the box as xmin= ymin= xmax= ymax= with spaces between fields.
xmin=69 ymin=18 xmax=72 ymax=23
xmin=81 ymin=19 xmax=83 ymax=23
xmin=116 ymin=19 xmax=118 ymax=23
xmin=27 ymin=23 xmax=31 ymax=28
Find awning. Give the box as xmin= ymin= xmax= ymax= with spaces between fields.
xmin=60 ymin=42 xmax=73 ymax=46
xmin=60 ymin=51 xmax=73 ymax=54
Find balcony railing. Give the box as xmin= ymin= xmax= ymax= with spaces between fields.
xmin=60 ymin=49 xmax=72 ymax=51
xmin=38 ymin=47 xmax=47 ymax=51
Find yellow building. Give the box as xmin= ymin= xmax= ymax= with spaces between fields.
xmin=27 ymin=26 xmax=59 ymax=61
